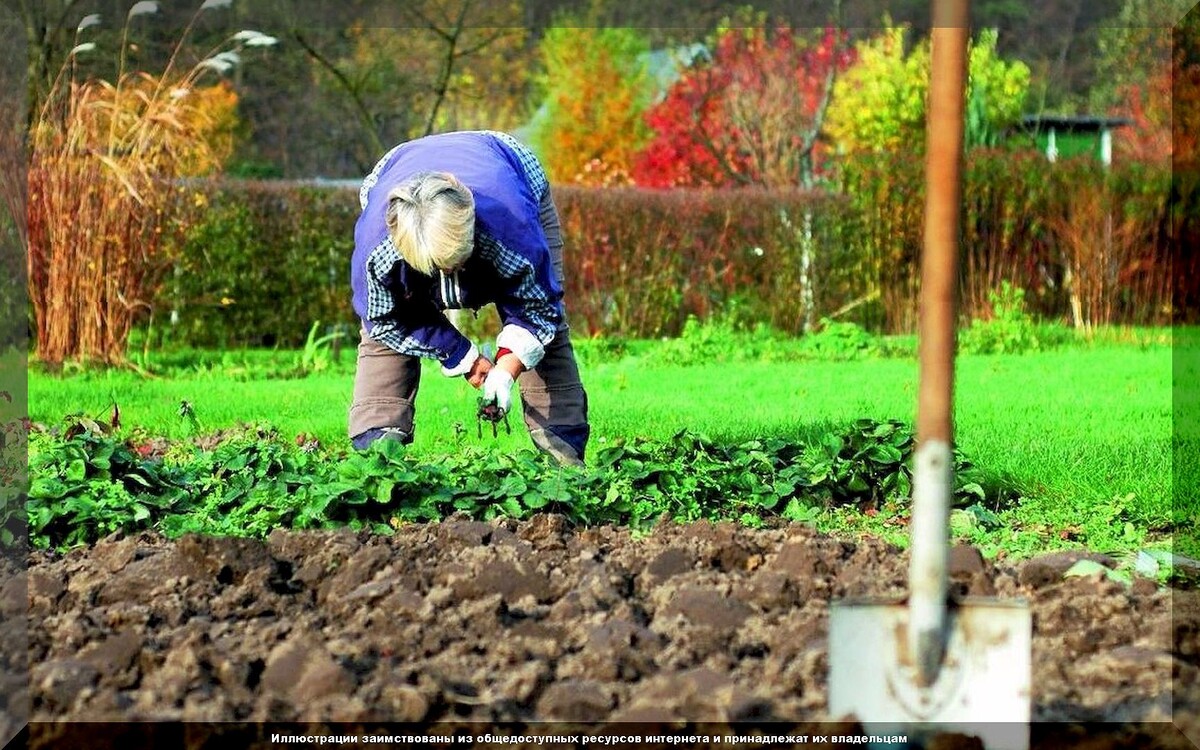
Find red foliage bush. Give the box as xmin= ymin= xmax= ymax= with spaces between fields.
xmin=554 ymin=186 xmax=855 ymax=337
xmin=632 ymin=23 xmax=853 ymax=189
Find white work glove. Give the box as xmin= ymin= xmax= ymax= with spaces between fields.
xmin=481 ymin=368 xmax=515 ymax=415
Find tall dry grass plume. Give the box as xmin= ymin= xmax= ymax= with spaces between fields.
xmin=27 ymin=0 xmax=274 ymax=366
xmin=1049 ymin=179 xmax=1169 ymax=330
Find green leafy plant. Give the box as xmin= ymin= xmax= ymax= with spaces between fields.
xmin=959 ymin=282 xmax=1070 ymax=355
xmin=0 ymin=392 xmax=29 ymax=548
xmin=798 ymin=418 xmax=1000 ymax=511
xmin=28 ymin=419 xmax=194 ymax=549
xmin=291 ymin=321 xmax=345 ymax=377
xmin=657 ymin=315 xmax=750 ymax=365
xmin=655 ymin=315 xmax=904 ymax=366
xmin=801 ymin=319 xmax=881 ymax=360
xmin=24 ymin=416 xmax=1016 ymax=551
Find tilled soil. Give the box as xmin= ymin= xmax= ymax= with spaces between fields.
xmin=11 ymin=516 xmax=1200 ymax=747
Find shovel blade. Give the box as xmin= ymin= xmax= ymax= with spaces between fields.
xmin=829 ymin=597 xmax=1032 ymax=750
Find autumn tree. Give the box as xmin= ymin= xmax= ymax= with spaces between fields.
xmin=1113 ymin=58 xmax=1172 ymax=165
xmin=630 ymin=43 xmax=736 ymax=188
xmin=630 ymin=9 xmax=853 ymax=334
xmin=632 ymin=10 xmax=854 ymax=189
xmin=526 ymin=22 xmax=654 ymax=185
xmin=278 ymin=0 xmax=531 ymax=174
xmin=1094 ymin=0 xmax=1196 ymax=166
xmin=1173 ymin=5 xmax=1200 ymax=322
xmin=825 ymin=23 xmax=1029 ymax=154
xmin=1176 ymin=7 xmax=1200 ymax=169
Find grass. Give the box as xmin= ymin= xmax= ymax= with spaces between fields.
xmin=26 ymin=327 xmax=1190 ymax=559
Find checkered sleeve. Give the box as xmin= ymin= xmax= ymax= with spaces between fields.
xmin=488 ymin=131 xmax=549 ymax=203
xmin=359 ymin=143 xmax=403 ymax=210
xmin=363 ymin=238 xmax=474 ymax=371
xmin=476 ymin=234 xmax=560 ymax=369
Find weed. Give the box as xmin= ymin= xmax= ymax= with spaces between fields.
xmin=291 ymin=321 xmax=344 ymax=377
xmin=654 ymin=315 xmax=902 ymax=365
xmin=801 ymin=318 xmax=881 ymax=360
xmin=959 ymin=282 xmax=1071 ymax=355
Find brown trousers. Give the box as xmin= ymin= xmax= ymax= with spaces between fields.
xmin=348 ymin=191 xmax=590 ymax=464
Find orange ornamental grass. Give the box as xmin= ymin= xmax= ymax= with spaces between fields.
xmin=27 ymin=0 xmax=273 ymax=366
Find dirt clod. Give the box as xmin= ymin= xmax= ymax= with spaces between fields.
xmin=18 ymin=515 xmax=1197 ymax=748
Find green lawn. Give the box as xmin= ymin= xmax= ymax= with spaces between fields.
xmin=26 ymin=332 xmax=1190 ymax=559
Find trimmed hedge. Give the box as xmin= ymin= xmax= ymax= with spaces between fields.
xmin=149 ymin=152 xmax=1179 ymax=348
xmin=0 ymin=212 xmax=25 ymax=349
xmin=153 ymin=181 xmax=864 ymax=346
xmin=554 ymin=187 xmax=861 ymax=338
xmin=154 ymin=181 xmax=361 ymax=348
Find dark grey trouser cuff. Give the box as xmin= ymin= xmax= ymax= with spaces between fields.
xmin=348 ymin=397 xmax=415 ymax=440
xmin=351 ymin=427 xmax=412 ymax=451
xmin=527 ymin=426 xmax=588 ymax=466
xmin=517 ymin=329 xmax=589 ymax=463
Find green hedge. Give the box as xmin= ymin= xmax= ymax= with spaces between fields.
xmin=0 ymin=211 xmax=25 ymax=349
xmin=149 ymin=152 xmax=1179 ymax=348
xmin=152 ymin=181 xmax=361 ymax=348
xmin=152 ymin=181 xmax=863 ymax=346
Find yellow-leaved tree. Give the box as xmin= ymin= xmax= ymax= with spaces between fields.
xmin=825 ymin=24 xmax=1029 ymax=153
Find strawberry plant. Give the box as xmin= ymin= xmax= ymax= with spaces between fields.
xmin=0 ymin=392 xmax=28 ymax=549
xmin=800 ymin=418 xmax=997 ymax=511
xmin=28 ymin=421 xmax=195 ymax=548
xmin=23 ymin=416 xmax=1015 ymax=551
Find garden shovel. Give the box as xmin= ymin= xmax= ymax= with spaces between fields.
xmin=827 ymin=4 xmax=1032 ymax=748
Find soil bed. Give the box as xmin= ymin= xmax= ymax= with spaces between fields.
xmin=17 ymin=515 xmax=1200 ymax=748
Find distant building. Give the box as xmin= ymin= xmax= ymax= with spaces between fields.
xmin=1018 ymin=114 xmax=1133 ymax=167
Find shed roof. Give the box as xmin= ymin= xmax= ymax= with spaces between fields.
xmin=1020 ymin=114 xmax=1133 ymax=133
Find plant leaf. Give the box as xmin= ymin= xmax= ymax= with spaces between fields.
xmin=1063 ymin=559 xmax=1111 ymax=579
xmin=244 ymin=34 xmax=278 ymax=48
xmin=127 ymin=2 xmax=159 ymax=19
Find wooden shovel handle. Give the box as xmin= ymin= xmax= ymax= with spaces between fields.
xmin=909 ymin=0 xmax=969 ymax=688
xmin=918 ymin=5 xmax=968 ymax=445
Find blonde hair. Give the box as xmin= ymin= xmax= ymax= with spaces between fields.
xmin=385 ymin=171 xmax=475 ymax=275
